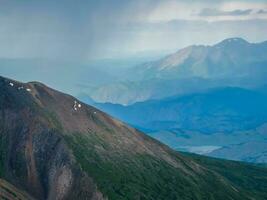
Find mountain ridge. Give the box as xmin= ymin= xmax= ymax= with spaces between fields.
xmin=1 ymin=75 xmax=267 ymax=199
xmin=94 ymin=86 xmax=267 ymax=163
xmin=88 ymin=37 xmax=267 ymax=105
xmin=95 ymin=87 xmax=267 ymax=133
xmin=131 ymin=37 xmax=267 ymax=80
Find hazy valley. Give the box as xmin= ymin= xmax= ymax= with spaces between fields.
xmin=90 ymin=38 xmax=267 ymax=164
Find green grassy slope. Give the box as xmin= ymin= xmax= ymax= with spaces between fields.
xmin=184 ymin=152 xmax=267 ymax=199
xmin=65 ymin=133 xmax=267 ymax=200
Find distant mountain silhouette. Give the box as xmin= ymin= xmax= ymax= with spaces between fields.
xmin=89 ymin=38 xmax=267 ymax=104
xmin=95 ymin=87 xmax=267 ymax=133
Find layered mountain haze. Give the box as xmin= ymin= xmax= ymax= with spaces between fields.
xmin=0 ymin=58 xmax=130 ymax=97
xmin=86 ymin=37 xmax=267 ymax=164
xmin=133 ymin=38 xmax=267 ymax=80
xmin=95 ymin=87 xmax=267 ymax=163
xmin=89 ymin=38 xmax=267 ymax=105
xmin=95 ymin=87 xmax=267 ymax=133
xmin=207 ymin=140 xmax=267 ymax=163
xmin=1 ymin=76 xmax=267 ymax=199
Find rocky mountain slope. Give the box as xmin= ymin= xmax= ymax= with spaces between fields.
xmin=89 ymin=38 xmax=267 ymax=104
xmin=1 ymin=76 xmax=267 ymax=200
xmin=131 ymin=38 xmax=267 ymax=80
xmin=0 ymin=178 xmax=35 ymax=200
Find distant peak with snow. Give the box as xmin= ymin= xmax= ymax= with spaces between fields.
xmin=215 ymin=37 xmax=249 ymax=47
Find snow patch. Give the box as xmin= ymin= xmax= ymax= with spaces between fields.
xmin=73 ymin=100 xmax=82 ymax=111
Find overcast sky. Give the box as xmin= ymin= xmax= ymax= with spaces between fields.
xmin=0 ymin=0 xmax=267 ymax=60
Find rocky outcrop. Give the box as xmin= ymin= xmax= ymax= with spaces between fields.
xmin=0 ymin=77 xmax=105 ymax=200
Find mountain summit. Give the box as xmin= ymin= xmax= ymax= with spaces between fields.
xmin=1 ymin=76 xmax=267 ymax=200
xmin=215 ymin=37 xmax=249 ymax=46
xmin=89 ymin=38 xmax=267 ymax=104
xmin=132 ymin=37 xmax=267 ymax=80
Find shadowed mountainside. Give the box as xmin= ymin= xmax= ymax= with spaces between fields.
xmin=95 ymin=87 xmax=267 ymax=133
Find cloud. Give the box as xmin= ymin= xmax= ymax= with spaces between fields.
xmin=124 ymin=19 xmax=267 ymax=53
xmin=198 ymin=8 xmax=253 ymax=16
xmin=0 ymin=0 xmax=153 ymax=60
xmin=258 ymin=9 xmax=267 ymax=14
xmin=0 ymin=0 xmax=266 ymax=60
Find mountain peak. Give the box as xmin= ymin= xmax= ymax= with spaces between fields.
xmin=1 ymin=75 xmax=267 ymax=199
xmin=215 ymin=37 xmax=249 ymax=47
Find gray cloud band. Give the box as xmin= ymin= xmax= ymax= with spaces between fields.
xmin=198 ymin=8 xmax=253 ymax=16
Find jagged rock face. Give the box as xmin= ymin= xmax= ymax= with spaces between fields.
xmin=0 ymin=77 xmax=105 ymax=200
xmin=0 ymin=179 xmax=35 ymax=200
